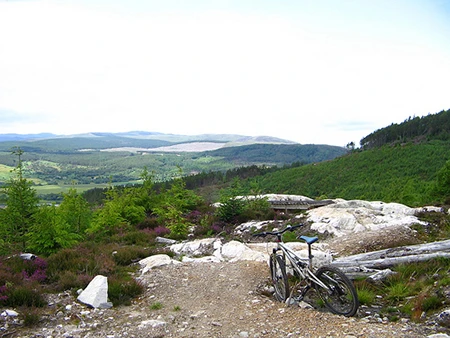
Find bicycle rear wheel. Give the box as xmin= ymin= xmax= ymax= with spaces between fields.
xmin=269 ymin=254 xmax=290 ymax=302
xmin=314 ymin=266 xmax=359 ymax=317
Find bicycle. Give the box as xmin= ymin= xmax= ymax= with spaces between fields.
xmin=253 ymin=224 xmax=359 ymax=317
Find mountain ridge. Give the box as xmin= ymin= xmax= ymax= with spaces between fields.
xmin=0 ymin=131 xmax=298 ymax=146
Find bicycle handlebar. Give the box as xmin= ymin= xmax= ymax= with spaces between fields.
xmin=252 ymin=224 xmax=304 ymax=238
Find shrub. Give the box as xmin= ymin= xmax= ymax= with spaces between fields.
xmin=154 ymin=226 xmax=170 ymax=237
xmin=136 ymin=216 xmax=160 ymax=230
xmin=56 ymin=270 xmax=91 ymax=291
xmin=108 ymin=277 xmax=144 ymax=306
xmin=112 ymin=246 xmax=153 ymax=266
xmin=112 ymin=229 xmax=157 ymax=246
xmin=46 ymin=245 xmax=116 ymax=280
xmin=5 ymin=286 xmax=46 ymax=307
xmin=0 ymin=285 xmax=8 ymax=304
xmin=23 ymin=308 xmax=41 ymax=327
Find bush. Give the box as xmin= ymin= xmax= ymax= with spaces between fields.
xmin=56 ymin=270 xmax=91 ymax=291
xmin=23 ymin=308 xmax=41 ymax=327
xmin=112 ymin=246 xmax=154 ymax=266
xmin=46 ymin=245 xmax=116 ymax=280
xmin=111 ymin=229 xmax=157 ymax=246
xmin=108 ymin=277 xmax=144 ymax=306
xmin=5 ymin=286 xmax=46 ymax=307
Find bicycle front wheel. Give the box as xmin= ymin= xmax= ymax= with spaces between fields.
xmin=314 ymin=266 xmax=359 ymax=317
xmin=269 ymin=254 xmax=290 ymax=302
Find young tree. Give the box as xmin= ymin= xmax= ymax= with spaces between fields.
xmin=153 ymin=170 xmax=202 ymax=238
xmin=27 ymin=204 xmax=82 ymax=255
xmin=88 ymin=185 xmax=146 ymax=236
xmin=58 ymin=188 xmax=91 ymax=234
xmin=1 ymin=147 xmax=39 ymax=251
xmin=216 ymin=178 xmax=246 ymax=223
xmin=435 ymin=159 xmax=450 ymax=203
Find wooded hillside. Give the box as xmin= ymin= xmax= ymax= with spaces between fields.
xmin=360 ymin=109 xmax=450 ymax=149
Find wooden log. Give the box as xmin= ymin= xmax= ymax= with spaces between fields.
xmin=332 ymin=252 xmax=450 ymax=270
xmin=333 ymin=239 xmax=450 ymax=264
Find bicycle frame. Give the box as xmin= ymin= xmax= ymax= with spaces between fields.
xmin=274 ymin=242 xmax=332 ymax=293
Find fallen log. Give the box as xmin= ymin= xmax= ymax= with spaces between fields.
xmin=332 ymin=252 xmax=450 ymax=270
xmin=330 ymin=239 xmax=450 ymax=278
xmin=332 ymin=239 xmax=450 ymax=264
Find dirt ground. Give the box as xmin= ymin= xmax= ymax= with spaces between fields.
xmin=9 ymin=226 xmax=440 ymax=338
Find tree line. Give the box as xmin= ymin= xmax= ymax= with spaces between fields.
xmin=0 ymin=148 xmax=273 ymax=257
xmin=360 ymin=109 xmax=450 ymax=149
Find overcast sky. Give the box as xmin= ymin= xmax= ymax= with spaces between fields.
xmin=0 ymin=0 xmax=449 ymax=146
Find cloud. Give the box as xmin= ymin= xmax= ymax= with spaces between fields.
xmin=0 ymin=0 xmax=449 ymax=146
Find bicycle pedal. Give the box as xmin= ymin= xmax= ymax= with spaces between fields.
xmin=294 ymin=294 xmax=304 ymax=300
xmin=285 ymin=298 xmax=298 ymax=306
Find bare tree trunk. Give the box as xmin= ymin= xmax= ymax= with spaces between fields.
xmin=330 ymin=239 xmax=450 ymax=278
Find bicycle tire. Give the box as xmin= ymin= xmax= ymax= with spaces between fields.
xmin=269 ymin=254 xmax=290 ymax=302
xmin=314 ymin=265 xmax=359 ymax=317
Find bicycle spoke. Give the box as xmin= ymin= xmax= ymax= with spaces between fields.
xmin=314 ymin=266 xmax=359 ymax=317
xmin=270 ymin=254 xmax=289 ymax=302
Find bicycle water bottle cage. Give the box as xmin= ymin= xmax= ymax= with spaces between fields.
xmin=299 ymin=235 xmax=318 ymax=245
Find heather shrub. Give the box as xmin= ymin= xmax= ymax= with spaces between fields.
xmin=154 ymin=226 xmax=170 ymax=237
xmin=22 ymin=257 xmax=48 ymax=283
xmin=108 ymin=276 xmax=144 ymax=306
xmin=112 ymin=229 xmax=156 ymax=246
xmin=112 ymin=246 xmax=154 ymax=266
xmin=23 ymin=308 xmax=41 ymax=327
xmin=0 ymin=285 xmax=8 ymax=304
xmin=0 ymin=255 xmax=49 ymax=307
xmin=136 ymin=216 xmax=160 ymax=230
xmin=46 ymin=244 xmax=115 ymax=281
xmin=0 ymin=257 xmax=24 ymax=286
xmin=4 ymin=285 xmax=46 ymax=307
xmin=56 ymin=270 xmax=91 ymax=291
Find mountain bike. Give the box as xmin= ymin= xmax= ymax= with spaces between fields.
xmin=253 ymin=224 xmax=359 ymax=317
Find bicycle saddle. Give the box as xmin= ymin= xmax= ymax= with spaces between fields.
xmin=299 ymin=235 xmax=318 ymax=245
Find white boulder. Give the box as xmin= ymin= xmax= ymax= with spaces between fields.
xmin=170 ymin=238 xmax=217 ymax=256
xmin=307 ymin=199 xmax=426 ymax=237
xmin=139 ymin=254 xmax=180 ymax=274
xmin=77 ymin=275 xmax=112 ymax=309
xmin=220 ymin=240 xmax=266 ymax=262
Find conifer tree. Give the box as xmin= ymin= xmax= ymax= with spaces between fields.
xmin=1 ymin=147 xmax=39 ymax=250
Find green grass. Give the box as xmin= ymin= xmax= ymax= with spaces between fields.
xmin=355 ymin=285 xmax=377 ymax=306
xmin=35 ymin=183 xmax=110 ymax=196
xmin=150 ymin=302 xmax=163 ymax=310
xmin=0 ymin=163 xmax=13 ymax=180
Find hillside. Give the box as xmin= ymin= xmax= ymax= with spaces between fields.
xmin=0 ymin=132 xmax=346 ymax=196
xmin=361 ymin=108 xmax=450 ymax=148
xmin=248 ymin=140 xmax=450 ymax=207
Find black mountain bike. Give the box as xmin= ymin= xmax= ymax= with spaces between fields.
xmin=253 ymin=224 xmax=359 ymax=317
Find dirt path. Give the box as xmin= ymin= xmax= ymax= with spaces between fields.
xmin=8 ymin=226 xmax=440 ymax=338
xmin=119 ymin=261 xmax=429 ymax=338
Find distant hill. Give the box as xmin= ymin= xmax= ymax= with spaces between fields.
xmin=0 ymin=133 xmax=57 ymax=142
xmin=206 ymin=143 xmax=345 ymax=165
xmin=0 ymin=131 xmax=345 ymax=190
xmin=225 ymin=109 xmax=450 ymax=207
xmin=0 ymin=131 xmax=296 ymax=145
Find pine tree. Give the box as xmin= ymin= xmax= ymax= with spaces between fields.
xmin=1 ymin=147 xmax=39 ymax=251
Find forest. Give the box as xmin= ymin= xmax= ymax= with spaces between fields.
xmin=360 ymin=108 xmax=450 ymax=148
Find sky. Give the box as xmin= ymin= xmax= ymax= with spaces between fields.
xmin=0 ymin=0 xmax=449 ymax=146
